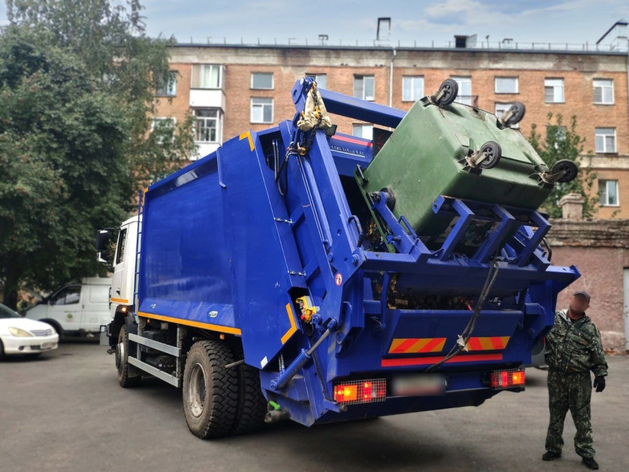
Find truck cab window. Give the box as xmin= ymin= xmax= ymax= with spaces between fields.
xmin=115 ymin=228 xmax=127 ymax=265
xmin=50 ymin=286 xmax=81 ymax=305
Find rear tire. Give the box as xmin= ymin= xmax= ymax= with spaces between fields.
xmin=117 ymin=325 xmax=141 ymax=388
xmin=182 ymin=340 xmax=238 ymax=439
xmin=231 ymin=345 xmax=267 ymax=435
xmin=0 ymin=339 xmax=5 ymax=360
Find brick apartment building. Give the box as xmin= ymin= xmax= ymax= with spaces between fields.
xmin=153 ymin=42 xmax=629 ymax=219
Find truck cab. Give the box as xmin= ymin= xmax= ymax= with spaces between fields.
xmin=24 ymin=278 xmax=111 ymax=336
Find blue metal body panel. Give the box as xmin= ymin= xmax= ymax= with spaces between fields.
xmin=136 ymin=77 xmax=579 ymax=427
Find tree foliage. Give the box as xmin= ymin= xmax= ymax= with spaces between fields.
xmin=529 ymin=113 xmax=598 ymax=219
xmin=0 ymin=0 xmax=195 ymax=308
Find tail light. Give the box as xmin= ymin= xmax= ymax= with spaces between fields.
xmin=490 ymin=369 xmax=526 ymax=389
xmin=334 ymin=379 xmax=386 ymax=405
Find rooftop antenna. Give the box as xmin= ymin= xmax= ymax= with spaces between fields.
xmin=318 ymin=34 xmax=329 ymax=46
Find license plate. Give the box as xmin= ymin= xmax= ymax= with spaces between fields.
xmin=392 ymin=374 xmax=447 ymax=397
xmin=40 ymin=342 xmax=55 ymax=350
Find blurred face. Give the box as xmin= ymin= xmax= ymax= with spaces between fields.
xmin=569 ymin=295 xmax=590 ymax=316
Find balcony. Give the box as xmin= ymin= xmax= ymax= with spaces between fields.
xmin=189 ymin=89 xmax=226 ymax=110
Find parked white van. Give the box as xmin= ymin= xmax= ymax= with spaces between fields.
xmin=24 ymin=277 xmax=111 ymax=337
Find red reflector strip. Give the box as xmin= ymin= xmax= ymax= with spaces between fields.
xmin=381 ymin=353 xmax=503 ymax=368
xmin=332 ymin=135 xmax=373 ymax=147
xmin=490 ymin=369 xmax=526 ymax=388
xmin=334 ymin=379 xmax=386 ymax=405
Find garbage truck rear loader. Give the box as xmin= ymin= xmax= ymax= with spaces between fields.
xmin=99 ymin=77 xmax=579 ymax=438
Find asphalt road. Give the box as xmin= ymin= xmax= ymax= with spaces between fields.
xmin=1 ymin=342 xmax=627 ymax=472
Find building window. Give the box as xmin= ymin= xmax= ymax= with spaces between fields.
xmin=544 ymin=78 xmax=564 ymax=103
xmin=352 ymin=123 xmax=373 ymax=140
xmin=307 ymin=73 xmax=327 ymax=89
xmin=354 ymin=75 xmax=375 ymax=101
xmin=156 ymin=71 xmax=177 ymax=97
xmin=495 ymin=103 xmax=519 ymax=129
xmin=151 ymin=117 xmax=176 ymax=144
xmin=191 ymin=64 xmax=223 ymax=89
xmin=593 ymin=79 xmax=614 ymax=104
xmin=595 ymin=128 xmax=616 ymax=153
xmin=194 ymin=109 xmax=221 ymax=143
xmin=451 ymin=77 xmax=472 ymax=105
xmin=599 ymin=180 xmax=619 ymax=206
xmin=402 ymin=76 xmax=424 ymax=102
xmin=251 ymin=72 xmax=274 ymax=90
xmin=250 ymin=98 xmax=273 ymax=123
xmin=495 ymin=77 xmax=518 ymax=94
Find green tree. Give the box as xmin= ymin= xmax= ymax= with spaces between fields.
xmin=529 ymin=113 xmax=598 ymax=219
xmin=0 ymin=1 xmax=195 ymax=308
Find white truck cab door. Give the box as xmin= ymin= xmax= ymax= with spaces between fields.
xmin=46 ymin=285 xmax=82 ymax=332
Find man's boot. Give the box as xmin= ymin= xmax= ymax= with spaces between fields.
xmin=542 ymin=451 xmax=562 ymax=461
xmin=582 ymin=457 xmax=599 ymax=470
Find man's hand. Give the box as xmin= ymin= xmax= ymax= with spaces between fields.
xmin=593 ymin=376 xmax=606 ymax=392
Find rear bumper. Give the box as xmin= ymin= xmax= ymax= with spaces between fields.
xmin=1 ymin=333 xmax=59 ymax=355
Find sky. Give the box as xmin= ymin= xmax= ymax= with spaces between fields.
xmin=1 ymin=0 xmax=628 ymax=48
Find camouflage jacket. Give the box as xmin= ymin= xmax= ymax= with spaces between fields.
xmin=545 ymin=310 xmax=608 ymax=377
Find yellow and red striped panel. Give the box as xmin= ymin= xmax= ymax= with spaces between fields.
xmin=466 ymin=336 xmax=510 ymax=351
xmin=388 ymin=338 xmax=446 ymax=354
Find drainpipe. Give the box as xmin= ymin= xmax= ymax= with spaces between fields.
xmin=389 ymin=47 xmax=397 ymax=108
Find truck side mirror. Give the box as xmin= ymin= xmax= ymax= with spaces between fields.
xmin=96 ymin=230 xmax=110 ymax=252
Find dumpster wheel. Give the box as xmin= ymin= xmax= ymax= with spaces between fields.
xmin=477 ymin=141 xmax=502 ymax=169
xmin=432 ymin=78 xmax=459 ymax=106
xmin=551 ymin=160 xmax=578 ymax=183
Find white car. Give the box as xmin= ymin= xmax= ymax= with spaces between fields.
xmin=0 ymin=303 xmax=59 ymax=357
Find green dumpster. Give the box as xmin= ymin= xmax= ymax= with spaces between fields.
xmin=357 ymin=97 xmax=554 ymax=239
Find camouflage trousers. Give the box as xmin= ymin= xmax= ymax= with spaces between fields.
xmin=545 ymin=370 xmax=594 ymax=458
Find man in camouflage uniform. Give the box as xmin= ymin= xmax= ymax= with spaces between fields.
xmin=543 ymin=291 xmax=608 ymax=470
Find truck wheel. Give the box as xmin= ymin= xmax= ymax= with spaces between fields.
xmin=183 ymin=340 xmax=238 ymax=439
xmin=231 ymin=346 xmax=267 ymax=435
xmin=117 ymin=325 xmax=141 ymax=388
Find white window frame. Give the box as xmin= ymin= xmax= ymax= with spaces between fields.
xmin=354 ymin=75 xmax=375 ymax=101
xmin=156 ymin=71 xmax=177 ymax=97
xmin=544 ymin=78 xmax=565 ymax=103
xmin=402 ymin=76 xmax=424 ymax=102
xmin=191 ymin=64 xmax=223 ymax=89
xmin=599 ymin=179 xmax=619 ymax=207
xmin=151 ymin=117 xmax=177 ymax=144
xmin=451 ymin=76 xmax=472 ymax=105
xmin=352 ymin=123 xmax=373 ymax=140
xmin=250 ymin=97 xmax=274 ymax=124
xmin=593 ymin=79 xmax=614 ymax=105
xmin=494 ymin=103 xmax=520 ymax=129
xmin=251 ymin=72 xmax=274 ymax=90
xmin=306 ymin=73 xmax=327 ymax=89
xmin=595 ymin=128 xmax=616 ymax=153
xmin=194 ymin=109 xmax=221 ymax=143
xmin=495 ymin=77 xmax=518 ymax=94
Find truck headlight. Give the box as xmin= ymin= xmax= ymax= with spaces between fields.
xmin=9 ymin=327 xmax=34 ymax=337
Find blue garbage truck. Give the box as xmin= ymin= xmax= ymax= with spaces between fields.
xmin=97 ymin=77 xmax=579 ymax=439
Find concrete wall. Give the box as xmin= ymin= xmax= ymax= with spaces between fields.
xmin=548 ymin=219 xmax=629 ymax=353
